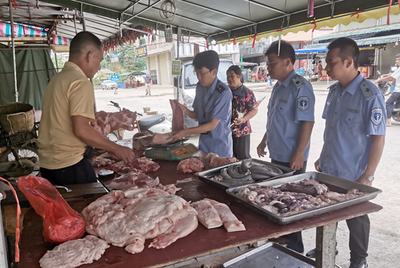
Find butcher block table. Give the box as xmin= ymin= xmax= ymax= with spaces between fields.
xmin=18 ymin=160 xmax=382 ymax=268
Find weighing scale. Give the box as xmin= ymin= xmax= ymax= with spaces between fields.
xmin=144 ymin=139 xmax=199 ymax=161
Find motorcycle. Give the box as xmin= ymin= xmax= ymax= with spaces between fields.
xmin=108 ymin=101 xmax=172 ymax=141
xmin=391 ymin=101 xmax=400 ymax=122
xmin=377 ymin=69 xmax=396 ymax=96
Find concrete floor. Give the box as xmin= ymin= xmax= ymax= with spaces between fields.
xmin=94 ymin=80 xmax=400 ymax=268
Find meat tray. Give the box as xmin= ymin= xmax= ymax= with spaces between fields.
xmin=225 ymin=172 xmax=382 ymax=225
xmin=195 ymin=159 xmax=295 ymax=189
xmin=223 ymin=242 xmax=315 ymax=268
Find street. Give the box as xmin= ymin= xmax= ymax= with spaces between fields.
xmin=94 ymin=81 xmax=400 ymax=268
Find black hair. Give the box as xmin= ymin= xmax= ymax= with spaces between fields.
xmin=193 ymin=50 xmax=219 ymax=72
xmin=319 ymin=61 xmax=322 ymax=63
xmin=265 ymin=40 xmax=296 ymax=64
xmin=226 ymin=65 xmax=244 ymax=83
xmin=69 ymin=31 xmax=102 ymax=59
xmin=327 ymin=37 xmax=359 ymax=69
xmin=396 ymin=53 xmax=400 ymax=58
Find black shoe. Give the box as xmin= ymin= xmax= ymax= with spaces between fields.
xmin=306 ymin=248 xmax=338 ymax=258
xmin=349 ymin=258 xmax=368 ymax=268
xmin=146 ymin=93 xmax=148 ymax=95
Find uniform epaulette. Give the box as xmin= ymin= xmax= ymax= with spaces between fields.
xmin=291 ymin=75 xmax=303 ymax=89
xmin=359 ymin=81 xmax=374 ymax=101
xmin=216 ymin=85 xmax=225 ymax=93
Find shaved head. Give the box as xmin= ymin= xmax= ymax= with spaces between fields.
xmin=69 ymin=31 xmax=102 ymax=59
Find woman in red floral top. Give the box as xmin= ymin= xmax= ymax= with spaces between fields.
xmin=227 ymin=65 xmax=258 ymax=159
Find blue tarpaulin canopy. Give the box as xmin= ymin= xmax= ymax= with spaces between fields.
xmin=295 ymin=48 xmax=328 ymax=54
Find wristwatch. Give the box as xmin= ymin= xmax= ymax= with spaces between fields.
xmin=365 ymin=175 xmax=375 ymax=182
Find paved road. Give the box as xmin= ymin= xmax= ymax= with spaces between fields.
xmin=95 ymin=81 xmax=400 ymax=268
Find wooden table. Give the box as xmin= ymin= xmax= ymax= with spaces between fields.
xmin=18 ymin=161 xmax=382 ymax=268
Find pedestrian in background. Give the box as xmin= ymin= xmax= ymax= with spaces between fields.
xmin=314 ymin=37 xmax=385 ymax=268
xmin=226 ymin=65 xmax=258 ymax=160
xmin=145 ymin=73 xmax=152 ymax=95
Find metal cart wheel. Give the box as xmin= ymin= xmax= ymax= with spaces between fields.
xmin=0 ymin=145 xmax=40 ymax=177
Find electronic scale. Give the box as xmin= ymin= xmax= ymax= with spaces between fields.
xmin=144 ymin=139 xmax=199 ymax=161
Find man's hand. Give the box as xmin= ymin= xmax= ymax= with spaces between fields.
xmin=314 ymin=158 xmax=321 ymax=171
xmin=374 ymin=80 xmax=380 ymax=85
xmin=178 ymin=103 xmax=188 ymax=113
xmin=171 ymin=130 xmax=187 ymax=142
xmin=257 ymin=141 xmax=267 ymax=158
xmin=356 ymin=174 xmax=373 ymax=186
xmin=112 ymin=146 xmax=135 ymax=164
xmin=290 ymin=152 xmax=304 ymax=170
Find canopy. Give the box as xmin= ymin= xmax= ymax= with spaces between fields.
xmin=34 ymin=0 xmax=400 ymax=45
xmin=295 ymin=48 xmax=328 ymax=54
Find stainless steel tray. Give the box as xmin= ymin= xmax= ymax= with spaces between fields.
xmin=226 ymin=172 xmax=382 ymax=225
xmin=195 ymin=159 xmax=295 ymax=189
xmin=223 ymin=242 xmax=315 ymax=268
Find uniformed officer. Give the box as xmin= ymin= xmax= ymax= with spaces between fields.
xmin=314 ymin=37 xmax=386 ymax=268
xmin=172 ymin=50 xmax=233 ymax=157
xmin=257 ymin=40 xmax=316 ymax=253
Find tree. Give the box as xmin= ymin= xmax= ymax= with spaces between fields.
xmin=118 ymin=45 xmax=147 ymax=72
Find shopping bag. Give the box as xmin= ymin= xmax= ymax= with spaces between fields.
xmin=18 ymin=175 xmax=85 ymax=243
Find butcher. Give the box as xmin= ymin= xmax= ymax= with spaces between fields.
xmin=172 ymin=50 xmax=233 ymax=157
xmin=313 ymin=37 xmax=386 ymax=268
xmin=38 ymin=31 xmax=135 ymax=185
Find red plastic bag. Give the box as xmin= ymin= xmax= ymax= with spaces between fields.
xmin=18 ymin=175 xmax=85 ymax=244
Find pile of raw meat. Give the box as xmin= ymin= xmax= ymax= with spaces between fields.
xmin=81 ymin=185 xmax=198 ymax=254
xmin=191 ymin=199 xmax=245 ymax=232
xmin=176 ymin=152 xmax=238 ymax=174
xmin=236 ymin=179 xmax=364 ymax=216
xmin=93 ymin=109 xmax=137 ymax=137
xmin=39 ymin=235 xmax=109 ymax=268
xmin=177 ymin=158 xmax=205 ymax=173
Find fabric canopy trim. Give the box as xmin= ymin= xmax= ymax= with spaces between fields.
xmin=52 ymin=35 xmax=71 ymax=45
xmin=295 ymin=48 xmax=328 ymax=54
xmin=0 ymin=21 xmax=46 ymax=38
xmin=217 ymin=6 xmax=400 ymax=45
xmin=305 ymin=33 xmax=400 ymax=49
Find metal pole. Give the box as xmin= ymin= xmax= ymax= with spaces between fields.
xmin=9 ymin=1 xmax=18 ymax=102
xmin=54 ymin=52 xmax=59 ymax=72
xmin=0 ymin=193 xmax=8 ymax=268
xmin=81 ymin=3 xmax=86 ymax=31
xmin=176 ymin=27 xmax=181 ymax=101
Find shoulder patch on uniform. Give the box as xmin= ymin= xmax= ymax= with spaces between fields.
xmin=292 ymin=75 xmax=303 ymax=88
xmin=297 ymin=96 xmax=310 ymax=111
xmin=371 ymin=108 xmax=383 ymax=125
xmin=360 ymin=82 xmax=373 ymax=100
xmin=216 ymin=85 xmax=225 ymax=93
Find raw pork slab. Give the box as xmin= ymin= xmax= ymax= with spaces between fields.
xmin=205 ymin=198 xmax=246 ymax=232
xmin=191 ymin=200 xmax=223 ymax=229
xmin=94 ymin=109 xmax=137 ymax=137
xmin=109 ymin=171 xmax=160 ymax=189
xmin=39 ymin=235 xmax=109 ymax=268
xmin=177 ymin=158 xmax=205 ymax=173
xmin=206 ymin=153 xmax=238 ymax=168
xmin=170 ymin=99 xmax=185 ymax=131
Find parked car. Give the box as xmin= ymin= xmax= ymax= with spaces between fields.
xmin=101 ymin=80 xmax=118 ymax=90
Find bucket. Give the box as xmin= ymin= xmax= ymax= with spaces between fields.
xmin=143 ymin=107 xmax=151 ymax=113
xmin=0 ymin=103 xmax=34 ymax=135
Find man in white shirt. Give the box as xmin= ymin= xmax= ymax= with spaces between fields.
xmin=374 ymin=54 xmax=400 ymax=126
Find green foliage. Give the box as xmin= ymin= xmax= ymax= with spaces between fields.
xmin=51 ymin=56 xmax=65 ymax=72
xmin=93 ymin=72 xmax=107 ymax=86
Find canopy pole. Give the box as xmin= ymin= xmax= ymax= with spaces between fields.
xmin=9 ymin=1 xmax=18 ymax=102
xmin=54 ymin=53 xmax=59 ymax=73
xmin=81 ymin=3 xmax=86 ymax=31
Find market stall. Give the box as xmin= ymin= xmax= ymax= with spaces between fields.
xmin=6 ymin=160 xmax=381 ymax=268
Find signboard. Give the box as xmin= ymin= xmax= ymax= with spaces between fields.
xmin=172 ymin=60 xmax=181 ymax=76
xmin=135 ymin=45 xmax=147 ymax=58
xmin=110 ymin=74 xmax=120 ymax=82
xmin=165 ymin=26 xmax=173 ymax=43
xmin=358 ymin=66 xmax=370 ymax=78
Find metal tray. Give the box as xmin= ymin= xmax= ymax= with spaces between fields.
xmin=223 ymin=242 xmax=315 ymax=268
xmin=226 ymin=172 xmax=382 ymax=225
xmin=195 ymin=159 xmax=295 ymax=189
